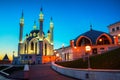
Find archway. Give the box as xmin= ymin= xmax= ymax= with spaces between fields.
xmin=31 ymin=42 xmax=34 ymax=50
xmin=96 ymin=35 xmax=111 ymax=45
xmin=76 ymin=36 xmax=92 ymax=46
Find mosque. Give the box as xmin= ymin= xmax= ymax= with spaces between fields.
xmin=12 ymin=7 xmax=120 ymax=64
xmin=12 ymin=8 xmax=55 ymax=64
xmin=56 ymin=22 xmax=120 ymax=61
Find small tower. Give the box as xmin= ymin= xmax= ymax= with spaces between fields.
xmin=18 ymin=11 xmax=24 ymax=56
xmin=33 ymin=21 xmax=37 ymax=30
xmin=50 ymin=17 xmax=54 ymax=45
xmin=39 ymin=8 xmax=44 ymax=41
xmin=2 ymin=54 xmax=9 ymax=61
xmin=13 ymin=51 xmax=15 ymax=60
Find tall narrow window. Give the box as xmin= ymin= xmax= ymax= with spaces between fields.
xmin=31 ymin=42 xmax=34 ymax=50
xmin=35 ymin=43 xmax=37 ymax=54
xmin=45 ymin=43 xmax=47 ymax=56
xmin=24 ymin=44 xmax=27 ymax=53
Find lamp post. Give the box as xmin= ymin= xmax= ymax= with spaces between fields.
xmin=56 ymin=53 xmax=59 ymax=61
xmin=85 ymin=45 xmax=91 ymax=69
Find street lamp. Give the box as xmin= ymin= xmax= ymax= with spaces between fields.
xmin=55 ymin=53 xmax=60 ymax=61
xmin=85 ymin=45 xmax=91 ymax=69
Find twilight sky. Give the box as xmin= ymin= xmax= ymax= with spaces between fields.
xmin=0 ymin=0 xmax=120 ymax=60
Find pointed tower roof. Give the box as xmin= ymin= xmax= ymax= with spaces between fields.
xmin=50 ymin=17 xmax=52 ymax=21
xmin=39 ymin=7 xmax=44 ymax=20
xmin=20 ymin=10 xmax=24 ymax=24
xmin=40 ymin=7 xmax=43 ymax=12
xmin=21 ymin=10 xmax=24 ymax=18
xmin=90 ymin=24 xmax=92 ymax=31
xmin=2 ymin=54 xmax=9 ymax=61
xmin=50 ymin=17 xmax=54 ymax=27
xmin=33 ymin=21 xmax=37 ymax=30
xmin=48 ymin=30 xmax=50 ymax=33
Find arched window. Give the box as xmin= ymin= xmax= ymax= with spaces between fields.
xmin=35 ymin=42 xmax=37 ymax=54
xmin=97 ymin=35 xmax=110 ymax=45
xmin=31 ymin=42 xmax=34 ymax=50
xmin=45 ymin=43 xmax=47 ymax=56
xmin=24 ymin=44 xmax=27 ymax=53
xmin=78 ymin=37 xmax=91 ymax=46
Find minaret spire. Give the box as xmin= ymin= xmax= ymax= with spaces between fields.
xmin=50 ymin=17 xmax=54 ymax=45
xmin=19 ymin=11 xmax=24 ymax=43
xmin=90 ymin=24 xmax=92 ymax=31
xmin=18 ymin=11 xmax=24 ymax=56
xmin=33 ymin=20 xmax=37 ymax=30
xmin=21 ymin=10 xmax=24 ymax=18
xmin=39 ymin=7 xmax=44 ymax=41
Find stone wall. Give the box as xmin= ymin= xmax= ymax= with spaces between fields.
xmin=51 ymin=62 xmax=120 ymax=80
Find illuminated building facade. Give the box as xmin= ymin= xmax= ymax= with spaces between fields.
xmin=56 ymin=25 xmax=120 ymax=61
xmin=13 ymin=8 xmax=55 ymax=64
xmin=108 ymin=21 xmax=120 ymax=45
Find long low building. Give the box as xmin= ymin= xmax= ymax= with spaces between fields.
xmin=56 ymin=23 xmax=120 ymax=61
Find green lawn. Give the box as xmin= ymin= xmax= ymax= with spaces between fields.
xmin=56 ymin=48 xmax=120 ymax=69
xmin=3 ymin=66 xmax=24 ymax=74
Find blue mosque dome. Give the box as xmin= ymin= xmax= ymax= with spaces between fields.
xmin=74 ymin=29 xmax=114 ymax=46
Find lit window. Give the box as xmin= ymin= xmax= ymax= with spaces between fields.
xmin=33 ymin=33 xmax=36 ymax=36
xmin=99 ymin=39 xmax=102 ymax=42
xmin=113 ymin=36 xmax=116 ymax=38
xmin=118 ymin=34 xmax=120 ymax=36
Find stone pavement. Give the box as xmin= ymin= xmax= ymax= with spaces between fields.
xmin=9 ymin=70 xmax=24 ymax=80
xmin=0 ymin=75 xmax=11 ymax=80
xmin=29 ymin=63 xmax=76 ymax=80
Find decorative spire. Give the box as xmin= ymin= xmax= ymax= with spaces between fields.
xmin=13 ymin=51 xmax=15 ymax=58
xmin=20 ymin=10 xmax=24 ymax=24
xmin=40 ymin=7 xmax=42 ymax=12
xmin=50 ymin=17 xmax=52 ymax=21
xmin=19 ymin=10 xmax=24 ymax=43
xmin=90 ymin=24 xmax=92 ymax=31
xmin=50 ymin=17 xmax=54 ymax=45
xmin=39 ymin=7 xmax=44 ymax=21
xmin=50 ymin=17 xmax=53 ymax=28
xmin=21 ymin=10 xmax=24 ymax=18
xmin=33 ymin=20 xmax=37 ymax=30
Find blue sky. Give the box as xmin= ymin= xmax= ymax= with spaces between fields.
xmin=0 ymin=0 xmax=120 ymax=60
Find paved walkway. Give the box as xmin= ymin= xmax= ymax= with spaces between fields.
xmin=29 ymin=64 xmax=76 ymax=80
xmin=0 ymin=75 xmax=11 ymax=80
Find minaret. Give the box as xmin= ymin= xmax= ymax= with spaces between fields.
xmin=18 ymin=11 xmax=24 ymax=56
xmin=39 ymin=8 xmax=44 ymax=41
xmin=50 ymin=17 xmax=54 ymax=45
xmin=19 ymin=11 xmax=24 ymax=43
xmin=38 ymin=8 xmax=44 ymax=57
